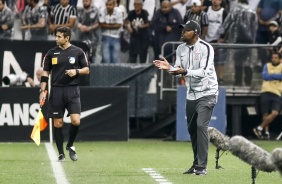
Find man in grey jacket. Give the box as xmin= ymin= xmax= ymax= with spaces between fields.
xmin=153 ymin=20 xmax=218 ymax=175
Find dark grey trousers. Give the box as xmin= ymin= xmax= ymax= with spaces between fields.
xmin=186 ymin=95 xmax=217 ymax=168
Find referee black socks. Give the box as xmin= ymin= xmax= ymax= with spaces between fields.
xmin=67 ymin=124 xmax=80 ymax=148
xmin=54 ymin=127 xmax=64 ymax=155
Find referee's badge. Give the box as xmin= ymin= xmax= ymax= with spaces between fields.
xmin=69 ymin=57 xmax=75 ymax=64
xmin=52 ymin=58 xmax=57 ymax=65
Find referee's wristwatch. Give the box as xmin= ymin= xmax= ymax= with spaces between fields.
xmin=76 ymin=69 xmax=79 ymax=75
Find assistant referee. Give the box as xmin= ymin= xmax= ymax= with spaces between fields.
xmin=40 ymin=26 xmax=89 ymax=161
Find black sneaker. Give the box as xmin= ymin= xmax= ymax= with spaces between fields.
xmin=253 ymin=127 xmax=263 ymax=139
xmin=195 ymin=167 xmax=207 ymax=175
xmin=183 ymin=165 xmax=196 ymax=174
xmin=58 ymin=154 xmax=65 ymax=162
xmin=66 ymin=146 xmax=78 ymax=161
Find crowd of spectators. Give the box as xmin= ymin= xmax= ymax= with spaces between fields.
xmin=1 ymin=0 xmax=282 ymax=72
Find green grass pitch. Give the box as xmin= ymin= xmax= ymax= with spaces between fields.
xmin=0 ymin=139 xmax=281 ymax=184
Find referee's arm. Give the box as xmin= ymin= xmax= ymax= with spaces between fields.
xmin=77 ymin=67 xmax=90 ymax=75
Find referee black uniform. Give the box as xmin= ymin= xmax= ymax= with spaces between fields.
xmin=43 ymin=45 xmax=88 ymax=91
xmin=41 ymin=27 xmax=89 ymax=161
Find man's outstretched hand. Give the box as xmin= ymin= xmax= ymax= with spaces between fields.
xmin=153 ymin=56 xmax=170 ymax=70
xmin=153 ymin=56 xmax=186 ymax=75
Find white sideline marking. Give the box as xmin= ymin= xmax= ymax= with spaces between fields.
xmin=142 ymin=168 xmax=172 ymax=184
xmin=45 ymin=143 xmax=69 ymax=184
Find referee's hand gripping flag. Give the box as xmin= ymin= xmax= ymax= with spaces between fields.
xmin=30 ymin=91 xmax=48 ymax=146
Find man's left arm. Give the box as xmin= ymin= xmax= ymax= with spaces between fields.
xmin=77 ymin=67 xmax=89 ymax=75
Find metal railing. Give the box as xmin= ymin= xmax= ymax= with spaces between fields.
xmin=159 ymin=42 xmax=280 ymax=99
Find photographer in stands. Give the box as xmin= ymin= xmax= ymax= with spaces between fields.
xmin=2 ymin=71 xmax=36 ymax=87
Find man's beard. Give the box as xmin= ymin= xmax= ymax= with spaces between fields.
xmin=84 ymin=4 xmax=91 ymax=9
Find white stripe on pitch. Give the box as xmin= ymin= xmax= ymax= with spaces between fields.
xmin=142 ymin=168 xmax=172 ymax=184
xmin=45 ymin=143 xmax=69 ymax=184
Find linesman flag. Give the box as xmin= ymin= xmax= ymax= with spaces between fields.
xmin=30 ymin=91 xmax=48 ymax=146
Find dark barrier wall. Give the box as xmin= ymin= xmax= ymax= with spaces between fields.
xmin=0 ymin=40 xmax=89 ymax=86
xmin=89 ymin=64 xmax=158 ymax=118
xmin=0 ymin=87 xmax=129 ymax=141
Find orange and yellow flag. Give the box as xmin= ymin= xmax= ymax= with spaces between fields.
xmin=30 ymin=109 xmax=48 ymax=146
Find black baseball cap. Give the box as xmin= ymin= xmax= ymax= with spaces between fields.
xmin=179 ymin=20 xmax=201 ymax=35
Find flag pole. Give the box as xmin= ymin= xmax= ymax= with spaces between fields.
xmin=48 ymin=77 xmax=53 ymax=143
xmin=49 ymin=118 xmax=53 ymax=143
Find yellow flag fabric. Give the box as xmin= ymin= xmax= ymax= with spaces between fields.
xmin=39 ymin=110 xmax=48 ymax=131
xmin=30 ymin=109 xmax=44 ymax=146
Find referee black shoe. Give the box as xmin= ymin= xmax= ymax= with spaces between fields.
xmin=66 ymin=146 xmax=78 ymax=161
xmin=183 ymin=165 xmax=196 ymax=174
xmin=58 ymin=154 xmax=65 ymax=162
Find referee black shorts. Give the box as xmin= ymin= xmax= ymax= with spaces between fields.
xmin=48 ymin=86 xmax=81 ymax=118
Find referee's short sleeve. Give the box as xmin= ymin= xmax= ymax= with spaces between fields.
xmin=78 ymin=49 xmax=89 ymax=68
xmin=42 ymin=51 xmax=52 ymax=71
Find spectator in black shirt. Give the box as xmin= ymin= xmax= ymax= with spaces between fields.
xmin=40 ymin=26 xmax=89 ymax=161
xmin=125 ymin=0 xmax=150 ymax=63
xmin=151 ymin=0 xmax=183 ymax=62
